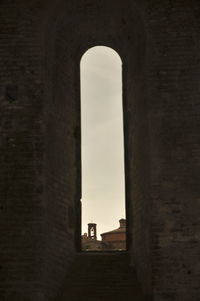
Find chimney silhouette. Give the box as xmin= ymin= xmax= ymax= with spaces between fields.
xmin=119 ymin=218 xmax=126 ymax=228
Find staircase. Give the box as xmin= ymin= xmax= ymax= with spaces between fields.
xmin=55 ymin=252 xmax=151 ymax=301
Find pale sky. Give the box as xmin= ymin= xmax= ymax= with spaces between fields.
xmin=81 ymin=46 xmax=125 ymax=239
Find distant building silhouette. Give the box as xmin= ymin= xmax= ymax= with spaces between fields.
xmin=82 ymin=223 xmax=102 ymax=251
xmin=88 ymin=223 xmax=97 ymax=240
xmin=101 ymin=219 xmax=126 ymax=250
xmin=82 ymin=219 xmax=126 ymax=251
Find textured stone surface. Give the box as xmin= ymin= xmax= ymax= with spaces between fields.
xmin=0 ymin=1 xmax=200 ymax=300
xmin=55 ymin=252 xmax=151 ymax=301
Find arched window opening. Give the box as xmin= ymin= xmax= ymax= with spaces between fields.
xmin=80 ymin=46 xmax=126 ymax=251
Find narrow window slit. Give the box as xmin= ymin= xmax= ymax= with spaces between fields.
xmin=80 ymin=46 xmax=126 ymax=251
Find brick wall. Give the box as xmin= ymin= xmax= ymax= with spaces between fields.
xmin=0 ymin=1 xmax=47 ymax=300
xmin=146 ymin=1 xmax=200 ymax=300
xmin=43 ymin=9 xmax=81 ymax=297
xmin=1 ymin=1 xmax=200 ymax=300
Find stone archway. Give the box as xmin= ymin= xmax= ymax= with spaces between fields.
xmin=43 ymin=1 xmax=150 ymax=298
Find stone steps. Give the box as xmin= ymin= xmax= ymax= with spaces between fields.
xmin=55 ymin=253 xmax=151 ymax=301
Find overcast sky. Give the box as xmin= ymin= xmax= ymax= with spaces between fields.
xmin=81 ymin=46 xmax=125 ymax=239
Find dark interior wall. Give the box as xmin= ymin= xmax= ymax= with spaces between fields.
xmin=43 ymin=1 xmax=200 ymax=299
xmin=0 ymin=2 xmax=47 ymax=300
xmin=146 ymin=2 xmax=200 ymax=300
xmin=43 ymin=0 xmax=150 ymax=298
xmin=44 ymin=6 xmax=82 ymax=298
xmin=1 ymin=1 xmax=200 ymax=301
xmin=122 ymin=6 xmax=152 ymax=295
xmin=125 ymin=34 xmax=152 ymax=295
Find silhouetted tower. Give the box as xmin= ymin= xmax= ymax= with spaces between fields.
xmin=88 ymin=223 xmax=97 ymax=240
